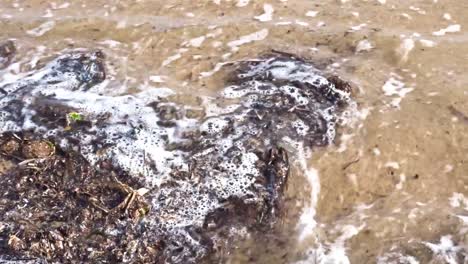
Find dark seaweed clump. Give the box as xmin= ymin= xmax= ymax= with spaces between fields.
xmin=0 ymin=45 xmax=352 ymax=263
xmin=0 ymin=134 xmax=162 ymax=263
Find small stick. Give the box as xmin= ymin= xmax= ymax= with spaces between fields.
xmin=448 ymin=105 xmax=468 ymax=124
xmin=342 ymin=156 xmax=360 ymax=170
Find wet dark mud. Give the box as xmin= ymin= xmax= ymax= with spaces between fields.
xmin=0 ymin=49 xmax=352 ymax=263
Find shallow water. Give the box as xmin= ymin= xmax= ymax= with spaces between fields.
xmin=1 ymin=0 xmax=468 ymax=263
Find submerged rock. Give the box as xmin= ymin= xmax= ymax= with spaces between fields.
xmin=0 ymin=50 xmax=352 ymax=263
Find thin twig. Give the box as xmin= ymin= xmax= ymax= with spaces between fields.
xmin=342 ymin=156 xmax=360 ymax=170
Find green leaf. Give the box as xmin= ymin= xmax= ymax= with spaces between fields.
xmin=67 ymin=112 xmax=83 ymax=122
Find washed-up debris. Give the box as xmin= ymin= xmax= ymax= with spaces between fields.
xmin=0 ymin=134 xmax=156 ymax=263
xmin=448 ymin=105 xmax=468 ymax=124
xmin=0 ymin=49 xmax=352 ymax=263
xmin=0 ymin=41 xmax=15 ymax=70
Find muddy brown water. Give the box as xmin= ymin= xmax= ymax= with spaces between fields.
xmin=1 ymin=0 xmax=468 ymax=263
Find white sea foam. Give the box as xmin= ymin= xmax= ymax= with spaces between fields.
xmin=275 ymin=21 xmax=292 ymax=26
xmin=377 ymin=252 xmax=420 ymax=264
xmin=423 ymin=236 xmax=462 ymax=264
xmin=419 ymin=39 xmax=436 ymax=47
xmin=50 ymin=2 xmax=70 ymax=9
xmin=183 ymin=36 xmax=206 ymax=48
xmin=296 ymin=225 xmax=364 ymax=264
xmin=254 ymin=4 xmax=274 ymax=22
xmin=382 ymin=75 xmax=414 ymax=108
xmin=385 ymin=161 xmax=400 ymax=169
xmin=236 ymin=0 xmax=250 ymax=7
xmin=99 ymin=39 xmax=122 ymax=48
xmin=396 ymin=38 xmax=415 ymax=63
xmin=306 ymin=11 xmax=318 ymax=17
xmin=433 ymin=24 xmax=461 ymax=36
xmin=449 ymin=193 xmax=468 ymax=210
xmin=199 ymin=61 xmax=230 ymax=78
xmin=149 ymin=75 xmax=167 ymax=83
xmin=355 ymin=39 xmax=374 ymax=53
xmin=286 ymin=139 xmax=319 ymax=241
xmin=349 ymin=23 xmax=367 ymax=31
xmin=162 ymin=48 xmax=188 ymax=66
xmin=295 ymin=20 xmax=309 ymax=27
xmin=227 ymin=29 xmax=269 ymax=51
xmin=26 ymin=21 xmax=56 ymax=37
